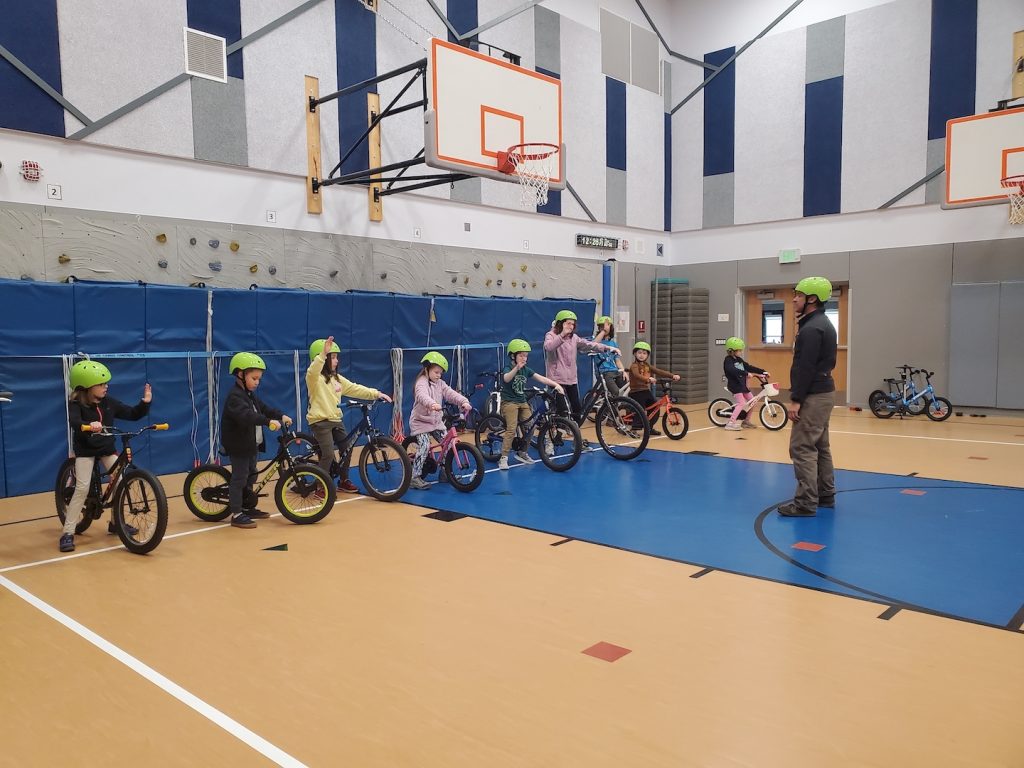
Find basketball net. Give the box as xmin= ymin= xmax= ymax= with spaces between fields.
xmin=1001 ymin=175 xmax=1024 ymax=225
xmin=501 ymin=143 xmax=558 ymax=208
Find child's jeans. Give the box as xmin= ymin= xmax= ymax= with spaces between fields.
xmin=729 ymin=392 xmax=754 ymax=423
xmin=63 ymin=454 xmax=118 ymax=535
xmin=228 ymin=453 xmax=259 ymax=515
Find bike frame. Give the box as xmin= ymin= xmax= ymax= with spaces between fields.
xmin=722 ymin=377 xmax=775 ymax=416
xmin=82 ymin=426 xmax=160 ymax=509
xmin=420 ymin=415 xmax=472 ymax=471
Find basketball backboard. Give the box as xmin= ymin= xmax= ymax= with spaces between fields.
xmin=425 ymin=38 xmax=566 ymax=189
xmin=944 ymin=107 xmax=1024 ymax=207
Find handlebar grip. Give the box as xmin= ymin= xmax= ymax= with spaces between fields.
xmin=81 ymin=424 xmax=93 ymax=432
xmin=154 ymin=423 xmax=169 ymax=431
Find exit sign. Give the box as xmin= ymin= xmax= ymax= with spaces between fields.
xmin=778 ymin=248 xmax=801 ymax=264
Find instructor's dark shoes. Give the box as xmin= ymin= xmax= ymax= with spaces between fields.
xmin=778 ymin=503 xmax=816 ymax=517
xmin=818 ymin=496 xmax=836 ymax=508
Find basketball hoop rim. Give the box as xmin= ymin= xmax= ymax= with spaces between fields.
xmin=1000 ymin=174 xmax=1024 ymax=192
xmin=497 ymin=142 xmax=560 ymax=175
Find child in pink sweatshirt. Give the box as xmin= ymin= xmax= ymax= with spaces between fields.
xmin=407 ymin=351 xmax=470 ymax=490
xmin=543 ymin=309 xmax=618 ymax=422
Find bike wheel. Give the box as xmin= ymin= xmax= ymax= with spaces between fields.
xmin=474 ymin=414 xmax=506 ymax=463
xmin=581 ymin=391 xmax=601 ymax=424
xmin=285 ymin=431 xmax=321 ymax=463
xmin=182 ymin=464 xmax=232 ymax=522
xmin=275 ymin=465 xmax=336 ymax=524
xmin=595 ymin=397 xmax=649 ymax=460
xmin=538 ymin=416 xmax=582 ymax=472
xmin=54 ymin=458 xmax=95 ymax=534
xmin=444 ymin=441 xmax=485 ymax=492
xmin=708 ymin=398 xmax=733 ymax=427
xmin=402 ymin=435 xmax=437 ymax=478
xmin=113 ymin=468 xmax=168 ymax=555
xmin=870 ymin=393 xmax=895 ymax=419
xmin=759 ymin=401 xmax=789 ymax=430
xmin=925 ymin=396 xmax=953 ymax=422
xmin=906 ymin=397 xmax=927 ymax=416
xmin=662 ymin=406 xmax=689 ymax=439
xmin=358 ymin=436 xmax=411 ymax=501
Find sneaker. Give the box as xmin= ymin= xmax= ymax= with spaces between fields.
xmin=818 ymin=496 xmax=836 ymax=508
xmin=409 ymin=477 xmax=431 ymax=490
xmin=337 ymin=479 xmax=359 ymax=494
xmin=244 ymin=509 xmax=271 ymax=520
xmin=108 ymin=520 xmax=139 ymax=537
xmin=741 ymin=420 xmax=757 ymax=429
xmin=59 ymin=533 xmax=75 ymax=553
xmin=498 ymin=456 xmax=510 ymax=470
xmin=649 ymin=428 xmax=662 ymax=436
xmin=777 ymin=503 xmax=816 ymax=517
xmin=514 ymin=451 xmax=534 ymax=464
xmin=543 ymin=438 xmax=554 ymax=455
xmin=724 ymin=422 xmax=742 ymax=431
xmin=231 ymin=513 xmax=257 ymax=529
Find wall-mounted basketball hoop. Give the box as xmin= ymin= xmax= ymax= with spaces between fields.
xmin=497 ymin=143 xmax=560 ymax=207
xmin=1000 ymin=175 xmax=1024 ymax=224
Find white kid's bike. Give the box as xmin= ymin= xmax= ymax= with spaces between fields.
xmin=707 ymin=375 xmax=789 ymax=431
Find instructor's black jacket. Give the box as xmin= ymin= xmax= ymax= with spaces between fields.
xmin=789 ymin=307 xmax=837 ymax=402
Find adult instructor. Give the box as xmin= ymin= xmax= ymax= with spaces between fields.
xmin=778 ymin=276 xmax=837 ymax=517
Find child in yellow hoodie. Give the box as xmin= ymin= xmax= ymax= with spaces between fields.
xmin=306 ymin=336 xmax=392 ymax=493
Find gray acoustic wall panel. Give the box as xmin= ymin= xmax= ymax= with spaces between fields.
xmin=949 ymin=282 xmax=1000 ymax=407
xmin=450 ymin=177 xmax=482 ymax=206
xmin=848 ymin=244 xmax=951 ymax=403
xmin=535 ymin=6 xmax=561 ymax=74
xmin=560 ymin=17 xmax=606 ymax=222
xmin=242 ymin=0 xmax=339 ymax=177
xmin=996 ymin=281 xmax=1024 ymax=409
xmin=924 ymin=137 xmax=946 ymax=204
xmin=805 ymin=16 xmax=845 ymax=84
xmin=600 ymin=9 xmax=631 ymax=84
xmin=734 ymin=27 xmax=805 ymax=225
xmin=841 ymin=0 xmax=931 ymax=212
xmin=192 ymin=77 xmax=248 ymax=166
xmin=702 ymin=173 xmax=734 ymax=229
xmin=662 ymin=60 xmax=671 ymax=114
xmin=606 ymin=167 xmax=627 ymax=226
xmin=953 ymin=238 xmax=1024 ymax=283
xmin=626 ymin=84 xmax=664 ymax=230
xmin=629 ymin=23 xmax=660 ymax=94
xmin=57 ymin=0 xmax=194 ymax=157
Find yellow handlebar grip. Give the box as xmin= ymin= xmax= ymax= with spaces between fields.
xmin=81 ymin=424 xmax=93 ymax=432
xmin=154 ymin=423 xmax=169 ymax=431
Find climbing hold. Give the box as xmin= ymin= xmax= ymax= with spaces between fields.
xmin=329 ymin=269 xmax=339 ymax=278
xmin=229 ymin=241 xmax=240 ymax=252
xmin=496 ymin=279 xmax=503 ymax=287
xmin=189 ymin=237 xmax=197 ymax=246
xmin=155 ymin=233 xmax=167 ymax=244
xmin=520 ymin=264 xmax=527 ymax=272
xmin=512 ymin=280 xmax=517 ymax=288
xmin=209 ymin=261 xmax=222 ymax=272
xmin=58 ymin=253 xmax=70 ymax=264
xmin=209 ymin=239 xmax=220 ymax=248
xmin=463 ymin=276 xmax=469 ymax=285
xmin=249 ymin=264 xmax=258 ymax=274
xmin=473 ymin=260 xmax=480 ymax=269
xmin=379 ymin=272 xmax=387 ymax=280
xmin=485 ymin=278 xmax=492 ymax=287
xmin=268 ymin=265 xmax=277 ymax=276
xmin=496 ymin=262 xmax=504 ymax=271
xmin=157 ymin=259 xmax=168 ymax=269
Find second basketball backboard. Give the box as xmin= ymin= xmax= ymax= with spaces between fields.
xmin=945 ymin=107 xmax=1024 ymax=207
xmin=425 ymin=38 xmax=566 ymax=189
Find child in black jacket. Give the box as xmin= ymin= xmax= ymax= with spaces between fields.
xmin=221 ymin=352 xmax=291 ymax=529
xmin=723 ymin=337 xmax=768 ymax=431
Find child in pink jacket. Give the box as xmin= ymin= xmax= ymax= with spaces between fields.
xmin=408 ymin=351 xmax=470 ymax=490
xmin=543 ymin=309 xmax=618 ymax=422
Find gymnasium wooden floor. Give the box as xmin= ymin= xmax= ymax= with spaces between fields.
xmin=1 ymin=407 xmax=1022 ymax=767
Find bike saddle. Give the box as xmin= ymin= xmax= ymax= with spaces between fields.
xmin=883 ymin=378 xmax=900 ymax=384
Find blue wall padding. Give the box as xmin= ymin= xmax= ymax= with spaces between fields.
xmin=211 ymin=289 xmax=258 ymax=351
xmin=335 ymin=0 xmax=377 ymax=174
xmin=0 ymin=281 xmax=75 ymax=356
xmin=703 ymin=47 xmax=736 ymax=177
xmin=146 ymin=285 xmax=208 ymax=351
xmin=605 ymin=77 xmax=627 ymax=171
xmin=803 ymin=76 xmax=844 ymax=217
xmin=0 ymin=278 xmax=594 ymax=496
xmin=74 ymin=282 xmax=147 ymax=354
xmin=447 ymin=0 xmax=479 ymax=46
xmin=187 ymin=0 xmax=244 ymax=79
xmin=927 ymin=0 xmax=978 ymax=140
xmin=0 ymin=0 xmax=64 ymax=137
xmin=306 ymin=291 xmax=354 ymax=353
xmin=664 ymin=112 xmax=672 ymax=231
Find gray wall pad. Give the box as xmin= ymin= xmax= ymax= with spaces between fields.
xmin=606 ymin=167 xmax=627 ymax=226
xmin=702 ymin=173 xmax=734 ymax=229
xmin=192 ymin=76 xmax=249 ymax=167
xmin=534 ymin=6 xmax=560 ymax=73
xmin=925 ymin=137 xmax=947 ymax=205
xmin=805 ymin=16 xmax=845 ymax=84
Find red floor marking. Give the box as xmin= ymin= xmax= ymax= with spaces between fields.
xmin=901 ymin=489 xmax=927 ymax=496
xmin=792 ymin=541 xmax=825 ymax=552
xmin=582 ymin=641 xmax=632 ymax=662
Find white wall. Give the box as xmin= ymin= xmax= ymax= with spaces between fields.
xmin=670 ymin=0 xmax=897 ymax=57
xmin=0 ymin=127 xmax=671 ymax=265
xmin=542 ymin=0 xmax=673 ymax=33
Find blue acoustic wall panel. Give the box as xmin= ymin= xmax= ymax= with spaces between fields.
xmin=702 ymin=47 xmax=735 ymax=177
xmin=447 ymin=0 xmax=478 ymax=48
xmin=664 ymin=112 xmax=672 ymax=231
xmin=928 ymin=0 xmax=977 ymax=140
xmin=0 ymin=0 xmax=64 ymax=136
xmin=336 ymin=0 xmax=376 ymax=175
xmin=605 ymin=77 xmax=627 ymax=172
xmin=803 ymin=76 xmax=844 ymax=217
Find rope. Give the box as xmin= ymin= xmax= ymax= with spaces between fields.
xmin=187 ymin=353 xmax=200 ymax=466
xmin=390 ymin=347 xmax=405 ymax=442
xmin=62 ymin=354 xmax=73 ymax=458
xmin=293 ymin=349 xmax=302 ymax=433
xmin=378 ymin=0 xmax=432 ymax=51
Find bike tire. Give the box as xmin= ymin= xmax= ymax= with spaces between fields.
xmin=183 ymin=464 xmax=233 ymax=522
xmin=538 ymin=416 xmax=582 ymax=472
xmin=662 ymin=406 xmax=689 ymax=439
xmin=113 ymin=468 xmax=168 ymax=555
xmin=474 ymin=414 xmax=506 ymax=463
xmin=54 ymin=457 xmax=95 ymax=534
xmin=444 ymin=441 xmax=485 ymax=492
xmin=925 ymin=396 xmax=953 ymax=422
xmin=358 ymin=436 xmax=411 ymax=501
xmin=275 ymin=464 xmax=336 ymax=524
xmin=759 ymin=401 xmax=789 ymax=430
xmin=708 ymin=398 xmax=733 ymax=427
xmin=285 ymin=432 xmax=321 ymax=463
xmin=870 ymin=393 xmax=895 ymax=419
xmin=595 ymin=397 xmax=649 ymax=460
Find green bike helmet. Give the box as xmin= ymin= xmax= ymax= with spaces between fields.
xmin=632 ymin=341 xmax=652 ymax=354
xmin=725 ymin=337 xmax=745 ymax=351
xmin=596 ymin=315 xmax=612 ymax=326
xmin=69 ymin=360 xmax=111 ymax=390
xmin=421 ymin=351 xmax=448 ymax=372
xmin=309 ymin=338 xmax=338 ymax=361
xmin=229 ymin=352 xmax=267 ymax=374
xmin=554 ymin=309 xmax=577 ymax=323
xmin=507 ymin=338 xmax=531 ymax=355
xmin=794 ymin=276 xmax=833 ymax=303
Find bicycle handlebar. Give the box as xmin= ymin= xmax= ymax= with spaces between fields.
xmin=80 ymin=423 xmax=169 ymax=435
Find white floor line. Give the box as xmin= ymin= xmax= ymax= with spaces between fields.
xmin=0 ymin=495 xmax=365 ymax=574
xmin=830 ymin=429 xmax=1024 ymax=448
xmin=0 ymin=573 xmax=308 ymax=767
